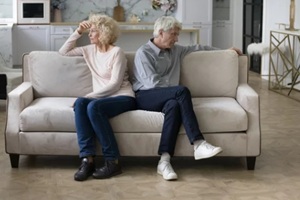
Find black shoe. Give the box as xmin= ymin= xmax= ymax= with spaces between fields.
xmin=74 ymin=158 xmax=95 ymax=181
xmin=93 ymin=160 xmax=122 ymax=179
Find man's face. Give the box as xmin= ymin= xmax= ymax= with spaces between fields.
xmin=159 ymin=27 xmax=180 ymax=48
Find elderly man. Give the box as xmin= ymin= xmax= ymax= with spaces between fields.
xmin=132 ymin=16 xmax=242 ymax=181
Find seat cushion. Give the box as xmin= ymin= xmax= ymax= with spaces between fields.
xmin=20 ymin=97 xmax=77 ymax=132
xmin=180 ymin=97 xmax=248 ymax=133
xmin=20 ymin=97 xmax=247 ymax=133
xmin=19 ymin=97 xmax=165 ymax=133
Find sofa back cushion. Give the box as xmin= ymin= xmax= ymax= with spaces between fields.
xmin=180 ymin=50 xmax=239 ymax=97
xmin=26 ymin=50 xmax=239 ymax=98
xmin=28 ymin=51 xmax=92 ymax=98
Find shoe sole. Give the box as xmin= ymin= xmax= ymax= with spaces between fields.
xmin=93 ymin=170 xmax=122 ymax=179
xmin=194 ymin=148 xmax=223 ymax=160
xmin=157 ymin=170 xmax=178 ymax=181
xmin=74 ymin=171 xmax=94 ymax=181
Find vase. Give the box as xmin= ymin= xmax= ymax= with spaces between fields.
xmin=289 ymin=0 xmax=295 ymax=30
xmin=53 ymin=9 xmax=62 ymax=22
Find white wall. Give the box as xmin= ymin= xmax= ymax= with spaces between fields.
xmin=232 ymin=1 xmax=243 ymax=50
xmin=261 ymin=0 xmax=300 ymax=77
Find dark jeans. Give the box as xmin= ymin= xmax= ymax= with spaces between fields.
xmin=74 ymin=96 xmax=136 ymax=160
xmin=135 ymin=86 xmax=204 ymax=156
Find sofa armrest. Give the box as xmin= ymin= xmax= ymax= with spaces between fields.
xmin=236 ymin=83 xmax=261 ymax=156
xmin=5 ymin=82 xmax=34 ymax=154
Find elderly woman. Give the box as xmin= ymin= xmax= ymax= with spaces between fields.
xmin=59 ymin=14 xmax=135 ymax=181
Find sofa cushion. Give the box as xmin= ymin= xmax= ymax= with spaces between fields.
xmin=28 ymin=51 xmax=92 ymax=98
xmin=19 ymin=97 xmax=165 ymax=132
xmin=180 ymin=50 xmax=239 ymax=98
xmin=19 ymin=97 xmax=247 ymax=133
xmin=20 ymin=97 xmax=77 ymax=132
xmin=182 ymin=97 xmax=248 ymax=133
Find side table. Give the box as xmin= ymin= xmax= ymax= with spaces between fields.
xmin=268 ymin=29 xmax=300 ymax=101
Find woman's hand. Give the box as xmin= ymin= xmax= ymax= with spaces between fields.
xmin=77 ymin=21 xmax=91 ymax=35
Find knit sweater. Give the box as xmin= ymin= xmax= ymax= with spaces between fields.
xmin=59 ymin=31 xmax=135 ymax=98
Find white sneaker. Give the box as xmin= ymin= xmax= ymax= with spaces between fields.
xmin=157 ymin=160 xmax=178 ymax=181
xmin=194 ymin=141 xmax=223 ymax=160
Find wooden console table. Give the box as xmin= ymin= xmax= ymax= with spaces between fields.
xmin=268 ymin=29 xmax=300 ymax=101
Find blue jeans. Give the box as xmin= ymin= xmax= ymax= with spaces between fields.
xmin=135 ymin=86 xmax=204 ymax=156
xmin=74 ymin=96 xmax=136 ymax=160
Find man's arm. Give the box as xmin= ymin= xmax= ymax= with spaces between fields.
xmin=179 ymin=44 xmax=242 ymax=58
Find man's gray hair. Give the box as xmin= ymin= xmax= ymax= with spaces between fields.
xmin=153 ymin=16 xmax=182 ymax=38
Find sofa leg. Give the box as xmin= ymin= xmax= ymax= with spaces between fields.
xmin=9 ymin=154 xmax=20 ymax=168
xmin=246 ymin=157 xmax=256 ymax=170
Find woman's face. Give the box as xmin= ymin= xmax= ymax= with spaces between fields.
xmin=88 ymin=24 xmax=100 ymax=44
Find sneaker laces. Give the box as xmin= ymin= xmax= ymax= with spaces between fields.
xmin=160 ymin=161 xmax=175 ymax=175
xmin=202 ymin=141 xmax=215 ymax=150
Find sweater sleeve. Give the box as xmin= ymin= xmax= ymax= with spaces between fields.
xmin=85 ymin=49 xmax=127 ymax=98
xmin=58 ymin=31 xmax=84 ymax=56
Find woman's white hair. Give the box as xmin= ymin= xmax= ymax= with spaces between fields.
xmin=88 ymin=13 xmax=120 ymax=45
xmin=153 ymin=16 xmax=182 ymax=38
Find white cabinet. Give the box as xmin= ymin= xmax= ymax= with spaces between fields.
xmin=0 ymin=0 xmax=17 ymax=24
xmin=213 ymin=0 xmax=232 ymax=21
xmin=182 ymin=24 xmax=212 ymax=46
xmin=12 ymin=25 xmax=50 ymax=66
xmin=199 ymin=24 xmax=212 ymax=46
xmin=51 ymin=35 xmax=71 ymax=51
xmin=175 ymin=0 xmax=212 ymax=24
xmin=50 ymin=25 xmax=90 ymax=51
xmin=175 ymin=0 xmax=213 ymax=46
xmin=212 ymin=0 xmax=234 ymax=49
xmin=50 ymin=26 xmax=74 ymax=51
xmin=212 ymin=21 xmax=233 ymax=49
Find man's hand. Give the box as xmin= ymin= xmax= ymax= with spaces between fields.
xmin=77 ymin=21 xmax=91 ymax=35
xmin=229 ymin=47 xmax=243 ymax=55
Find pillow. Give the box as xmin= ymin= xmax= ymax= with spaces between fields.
xmin=28 ymin=51 xmax=92 ymax=97
xmin=180 ymin=50 xmax=239 ymax=98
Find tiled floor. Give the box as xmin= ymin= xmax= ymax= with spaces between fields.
xmin=0 ymin=72 xmax=300 ymax=200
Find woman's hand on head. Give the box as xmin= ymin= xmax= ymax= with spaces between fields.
xmin=77 ymin=21 xmax=91 ymax=34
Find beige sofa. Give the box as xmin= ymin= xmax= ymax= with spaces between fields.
xmin=5 ymin=50 xmax=261 ymax=169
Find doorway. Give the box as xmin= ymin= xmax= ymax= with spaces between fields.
xmin=243 ymin=0 xmax=263 ymax=73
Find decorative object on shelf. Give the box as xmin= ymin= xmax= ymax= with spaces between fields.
xmin=152 ymin=0 xmax=177 ymax=16
xmin=113 ymin=0 xmax=125 ymax=22
xmin=286 ymin=0 xmax=298 ymax=31
xmin=53 ymin=9 xmax=62 ymax=22
xmin=51 ymin=0 xmax=66 ymax=22
xmin=129 ymin=14 xmax=141 ymax=23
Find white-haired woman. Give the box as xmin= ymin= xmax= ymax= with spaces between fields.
xmin=59 ymin=14 xmax=135 ymax=181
